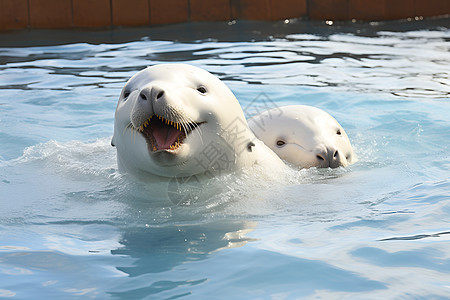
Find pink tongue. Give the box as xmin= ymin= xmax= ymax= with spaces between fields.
xmin=152 ymin=126 xmax=182 ymax=150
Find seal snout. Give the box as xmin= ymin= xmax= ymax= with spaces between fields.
xmin=132 ymin=83 xmax=207 ymax=154
xmin=139 ymin=85 xmax=165 ymax=102
xmin=315 ymin=146 xmax=343 ymax=168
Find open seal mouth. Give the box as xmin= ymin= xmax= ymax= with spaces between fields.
xmin=137 ymin=115 xmax=204 ymax=152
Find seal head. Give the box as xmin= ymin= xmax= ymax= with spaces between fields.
xmin=248 ymin=105 xmax=356 ymax=169
xmin=113 ymin=64 xmax=284 ymax=179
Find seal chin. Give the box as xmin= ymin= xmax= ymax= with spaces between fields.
xmin=134 ymin=113 xmax=205 ymax=156
xmin=149 ymin=150 xmax=183 ymax=166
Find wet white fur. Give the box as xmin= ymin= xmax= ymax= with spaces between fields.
xmin=112 ymin=64 xmax=286 ymax=179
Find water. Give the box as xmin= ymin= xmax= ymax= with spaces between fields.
xmin=1 ymin=19 xmax=450 ymax=299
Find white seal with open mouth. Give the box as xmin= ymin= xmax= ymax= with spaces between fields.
xmin=112 ymin=64 xmax=285 ymax=179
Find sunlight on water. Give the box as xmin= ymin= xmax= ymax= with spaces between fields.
xmin=0 ymin=20 xmax=449 ymax=299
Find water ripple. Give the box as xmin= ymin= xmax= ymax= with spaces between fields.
xmin=1 ymin=29 xmax=448 ymax=98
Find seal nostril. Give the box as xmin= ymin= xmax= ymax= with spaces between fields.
xmin=333 ymin=150 xmax=338 ymax=158
xmin=157 ymin=91 xmax=164 ymax=99
xmin=316 ymin=154 xmax=325 ymax=161
xmin=140 ymin=93 xmax=147 ymax=101
xmin=276 ymin=140 xmax=285 ymax=147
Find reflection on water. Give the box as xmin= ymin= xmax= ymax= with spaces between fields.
xmin=109 ymin=221 xmax=255 ymax=298
xmin=112 ymin=221 xmax=257 ymax=276
xmin=0 ymin=19 xmax=450 ymax=299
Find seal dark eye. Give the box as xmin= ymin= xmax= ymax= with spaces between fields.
xmin=197 ymin=86 xmax=207 ymax=94
xmin=276 ymin=140 xmax=286 ymax=147
xmin=336 ymin=129 xmax=342 ymax=135
xmin=123 ymin=91 xmax=130 ymax=101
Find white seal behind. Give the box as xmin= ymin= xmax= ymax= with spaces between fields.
xmin=248 ymin=105 xmax=356 ymax=169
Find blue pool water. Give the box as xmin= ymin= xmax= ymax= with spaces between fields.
xmin=1 ymin=20 xmax=450 ymax=299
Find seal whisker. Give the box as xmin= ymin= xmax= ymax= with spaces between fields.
xmin=133 ymin=124 xmax=138 ymax=144
xmin=124 ymin=123 xmax=137 ymax=144
xmin=134 ymin=127 xmax=138 ymax=144
xmin=132 ymin=123 xmax=140 ymax=144
xmin=165 ymin=107 xmax=205 ymax=144
xmin=176 ymin=114 xmax=189 ymax=137
xmin=123 ymin=123 xmax=132 ymax=136
xmin=131 ymin=125 xmax=136 ymax=143
xmin=183 ymin=114 xmax=204 ymax=145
